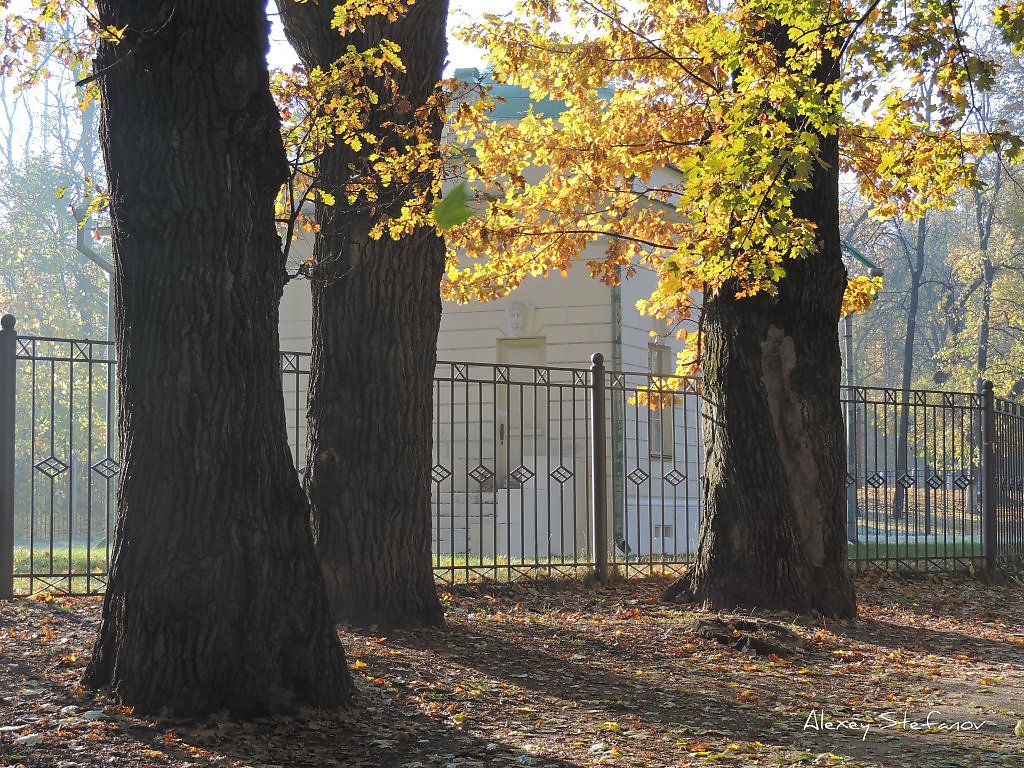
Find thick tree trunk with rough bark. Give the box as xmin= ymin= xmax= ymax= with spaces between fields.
xmin=662 ymin=38 xmax=856 ymax=619
xmin=83 ymin=0 xmax=352 ymax=715
xmin=277 ymin=0 xmax=446 ymax=628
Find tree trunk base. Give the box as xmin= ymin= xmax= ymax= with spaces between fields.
xmin=322 ymin=562 xmax=446 ymax=631
xmin=660 ymin=570 xmax=696 ymax=603
xmin=660 ymin=565 xmax=856 ymax=619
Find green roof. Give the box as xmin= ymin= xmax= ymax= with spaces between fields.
xmin=453 ymin=67 xmax=611 ymax=120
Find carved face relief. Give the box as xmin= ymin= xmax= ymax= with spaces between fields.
xmin=508 ymin=302 xmax=528 ymax=333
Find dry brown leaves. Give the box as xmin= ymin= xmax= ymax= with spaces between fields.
xmin=1 ymin=573 xmax=1022 ymax=767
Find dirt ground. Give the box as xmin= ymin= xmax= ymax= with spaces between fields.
xmin=1 ymin=573 xmax=1022 ymax=767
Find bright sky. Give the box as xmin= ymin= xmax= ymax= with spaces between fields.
xmin=266 ymin=1 xmax=516 ymax=74
xmin=0 ymin=1 xmax=518 ymax=164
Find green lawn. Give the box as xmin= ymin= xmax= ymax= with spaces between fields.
xmin=9 ymin=539 xmax=1012 ymax=595
xmin=848 ymin=538 xmax=984 ymax=569
xmin=13 ymin=545 xmax=110 ymax=595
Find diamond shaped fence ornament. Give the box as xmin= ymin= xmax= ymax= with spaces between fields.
xmin=663 ymin=468 xmax=686 ymax=487
xmin=866 ymin=472 xmax=886 ymax=489
xmin=927 ymin=474 xmax=946 ymax=490
xmin=845 ymin=472 xmax=857 ymax=488
xmin=549 ymin=465 xmax=574 ymax=484
xmin=431 ymin=463 xmax=452 ymax=484
xmin=469 ymin=464 xmax=495 ymax=485
xmin=509 ymin=465 xmax=535 ymax=485
xmin=627 ymin=467 xmax=650 ymax=486
xmin=35 ymin=456 xmax=69 ymax=478
xmin=91 ymin=457 xmax=120 ymax=479
xmin=953 ymin=474 xmax=972 ymax=491
xmin=897 ymin=473 xmax=916 ymax=489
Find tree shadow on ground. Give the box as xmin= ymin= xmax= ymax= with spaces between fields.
xmin=387 ymin=616 xmax=788 ymax=738
xmin=832 ymin=618 xmax=1024 ymax=664
xmin=148 ymin=702 xmax=589 ymax=768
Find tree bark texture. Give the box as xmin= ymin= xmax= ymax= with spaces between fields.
xmin=277 ymin=0 xmax=447 ymax=628
xmin=83 ymin=0 xmax=352 ymax=715
xmin=666 ymin=36 xmax=857 ymax=618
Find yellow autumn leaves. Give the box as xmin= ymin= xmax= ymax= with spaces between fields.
xmin=841 ymin=275 xmax=884 ymax=318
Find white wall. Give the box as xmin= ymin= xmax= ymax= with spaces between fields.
xmin=275 ymin=219 xmax=709 ymax=563
xmin=279 ymin=228 xmax=315 ymax=354
xmin=437 ymin=246 xmax=614 ymax=367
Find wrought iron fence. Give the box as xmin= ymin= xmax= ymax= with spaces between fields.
xmin=993 ymin=397 xmax=1024 ymax=567
xmin=842 ymin=386 xmax=986 ymax=571
xmin=429 ymin=360 xmax=594 ymax=582
xmin=2 ymin=318 xmax=1023 ymax=596
xmin=1 ymin=324 xmax=117 ymax=596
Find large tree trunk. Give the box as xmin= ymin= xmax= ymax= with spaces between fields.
xmin=663 ymin=36 xmax=856 ymax=619
xmin=83 ymin=0 xmax=352 ymax=716
xmin=277 ymin=0 xmax=446 ymax=628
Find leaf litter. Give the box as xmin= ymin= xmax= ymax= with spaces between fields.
xmin=0 ymin=573 xmax=1022 ymax=767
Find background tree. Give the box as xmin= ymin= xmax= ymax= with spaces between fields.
xmin=842 ymin=45 xmax=1024 ymax=397
xmin=935 ymin=44 xmax=1024 ymax=396
xmin=82 ymin=0 xmax=351 ymax=715
xmin=275 ymin=0 xmax=447 ymax=629
xmin=0 ymin=3 xmax=111 ymax=337
xmin=936 ymin=159 xmax=1024 ymax=393
xmin=0 ymin=156 xmax=106 ymax=336
xmin=445 ymin=0 xmax=997 ymax=616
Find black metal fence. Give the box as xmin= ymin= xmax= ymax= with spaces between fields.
xmin=3 ymin=319 xmax=1023 ymax=595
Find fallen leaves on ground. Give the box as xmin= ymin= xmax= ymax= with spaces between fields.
xmin=1 ymin=573 xmax=1022 ymax=767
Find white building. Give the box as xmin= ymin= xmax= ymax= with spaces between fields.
xmin=278 ymin=72 xmax=703 ymax=564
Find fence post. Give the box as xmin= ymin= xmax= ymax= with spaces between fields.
xmin=0 ymin=314 xmax=15 ymax=601
xmin=590 ymin=353 xmax=609 ymax=585
xmin=982 ymin=380 xmax=998 ymax=578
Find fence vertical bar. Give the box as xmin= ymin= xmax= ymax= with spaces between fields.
xmin=982 ymin=380 xmax=998 ymax=577
xmin=590 ymin=353 xmax=609 ymax=584
xmin=0 ymin=315 xmax=16 ymax=600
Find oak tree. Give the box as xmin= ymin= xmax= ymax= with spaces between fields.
xmin=81 ymin=0 xmax=351 ymax=715
xmin=275 ymin=0 xmax=447 ymax=629
xmin=444 ymin=0 xmax=998 ymax=616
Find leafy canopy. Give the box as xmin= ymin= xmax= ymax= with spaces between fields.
xmin=441 ymin=0 xmax=1001 ymax=373
xmin=2 ymin=0 xmax=1015 ymax=376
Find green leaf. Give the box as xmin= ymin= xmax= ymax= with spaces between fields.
xmin=432 ymin=182 xmax=474 ymax=230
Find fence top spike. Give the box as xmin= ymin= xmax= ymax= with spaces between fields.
xmin=1 ymin=314 xmax=14 ymax=331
